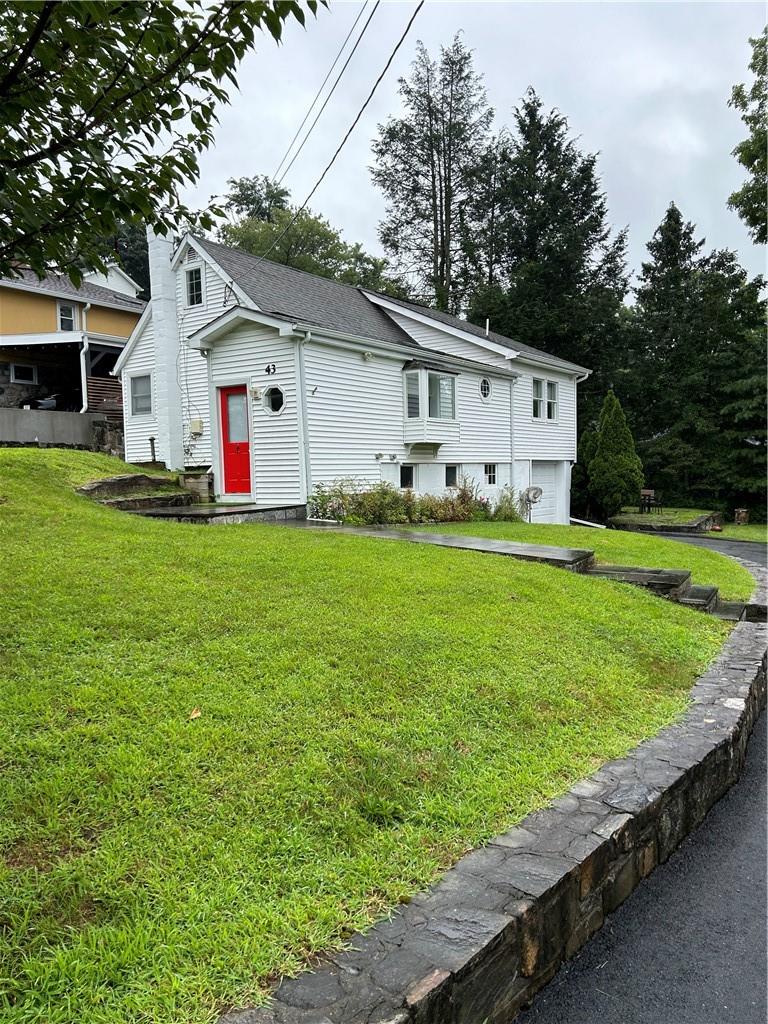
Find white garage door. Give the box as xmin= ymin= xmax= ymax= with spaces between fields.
xmin=531 ymin=461 xmax=558 ymax=523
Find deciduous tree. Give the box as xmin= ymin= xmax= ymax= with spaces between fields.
xmin=728 ymin=28 xmax=767 ymax=244
xmin=0 ymin=1 xmax=318 ymax=282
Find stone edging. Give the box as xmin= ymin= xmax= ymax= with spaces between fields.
xmin=223 ymin=622 xmax=767 ymax=1024
xmin=609 ymin=512 xmax=722 ymax=534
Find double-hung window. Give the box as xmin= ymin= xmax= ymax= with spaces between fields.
xmin=58 ymin=302 xmax=76 ymax=331
xmin=484 ymin=464 xmax=497 ymax=485
xmin=405 ymin=372 xmax=420 ymax=418
xmin=533 ymin=378 xmax=558 ymax=421
xmin=546 ymin=381 xmax=558 ymax=420
xmin=185 ymin=267 xmax=203 ymax=306
xmin=130 ymin=374 xmax=152 ymax=415
xmin=428 ymin=373 xmax=455 ymax=419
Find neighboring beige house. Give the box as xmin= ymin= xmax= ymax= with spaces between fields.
xmin=0 ymin=267 xmax=145 ymax=414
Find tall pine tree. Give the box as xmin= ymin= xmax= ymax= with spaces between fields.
xmin=371 ymin=36 xmax=493 ymax=312
xmin=728 ymin=28 xmax=767 ymax=244
xmin=466 ymin=90 xmax=629 ymax=427
xmin=627 ymin=203 xmax=766 ymax=513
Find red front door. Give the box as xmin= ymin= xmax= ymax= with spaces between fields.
xmin=220 ymin=386 xmax=251 ymax=494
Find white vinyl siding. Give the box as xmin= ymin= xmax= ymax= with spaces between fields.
xmin=122 ymin=318 xmax=158 ymax=462
xmin=386 ymin=310 xmax=512 ymax=368
xmin=514 ymin=365 xmax=577 ymax=460
xmin=305 ymin=341 xmax=405 ymax=486
xmin=209 ymin=323 xmax=302 ymax=505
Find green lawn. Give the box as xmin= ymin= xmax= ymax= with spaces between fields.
xmin=410 ymin=521 xmax=754 ymax=601
xmin=611 ymin=506 xmax=714 ymax=527
xmin=715 ymin=523 xmax=767 ymax=544
xmin=0 ymin=451 xmax=736 ymax=1024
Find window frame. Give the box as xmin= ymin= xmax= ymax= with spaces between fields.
xmin=184 ymin=266 xmax=205 ymax=308
xmin=129 ymin=373 xmax=153 ymax=417
xmin=404 ymin=371 xmax=420 ymax=419
xmin=445 ymin=464 xmax=459 ymax=488
xmin=263 ymin=384 xmax=285 ymax=416
xmin=399 ymin=464 xmax=415 ymax=490
xmin=532 ymin=377 xmax=559 ymax=422
xmin=484 ymin=463 xmax=497 ymax=486
xmin=546 ymin=380 xmax=559 ymax=421
xmin=479 ymin=377 xmax=492 ymax=402
xmin=427 ymin=371 xmax=456 ymax=420
xmin=57 ymin=301 xmax=77 ymax=332
xmin=11 ymin=362 xmax=38 ymax=384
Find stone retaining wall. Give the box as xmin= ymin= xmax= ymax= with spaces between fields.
xmin=222 ymin=615 xmax=767 ymax=1024
xmin=610 ymin=512 xmax=722 ymax=534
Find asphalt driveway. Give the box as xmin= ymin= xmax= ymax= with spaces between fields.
xmin=657 ymin=532 xmax=766 ymax=566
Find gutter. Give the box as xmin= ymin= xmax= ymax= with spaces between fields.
xmin=295 ymin=330 xmax=313 ymax=503
xmin=79 ymin=303 xmax=91 ymax=413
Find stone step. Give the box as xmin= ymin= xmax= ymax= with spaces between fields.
xmin=711 ymin=600 xmax=748 ymax=622
xmin=77 ymin=473 xmax=179 ymax=498
xmin=678 ymin=584 xmax=720 ymax=613
xmin=101 ymin=493 xmax=193 ymax=511
xmin=586 ymin=565 xmax=692 ymax=599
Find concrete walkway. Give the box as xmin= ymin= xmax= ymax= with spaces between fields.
xmin=281 ymin=521 xmax=595 ymax=570
xmin=516 ymin=712 xmax=767 ymax=1024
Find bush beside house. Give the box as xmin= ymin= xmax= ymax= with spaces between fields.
xmin=309 ymin=478 xmax=524 ymax=526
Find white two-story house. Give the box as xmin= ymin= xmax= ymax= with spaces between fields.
xmin=114 ymin=232 xmax=589 ymax=523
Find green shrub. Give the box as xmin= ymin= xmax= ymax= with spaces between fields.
xmin=309 ymin=477 xmax=523 ymax=526
xmin=588 ymin=391 xmax=644 ymax=519
xmin=494 ymin=485 xmax=524 ymax=522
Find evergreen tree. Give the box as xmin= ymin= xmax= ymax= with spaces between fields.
xmin=627 ymin=204 xmax=766 ymax=513
xmin=466 ymin=90 xmax=629 ymax=427
xmin=588 ymin=391 xmax=644 ymax=519
xmin=728 ymin=28 xmax=767 ymax=244
xmin=371 ymin=35 xmax=493 ymax=312
xmin=570 ymin=426 xmax=598 ymax=519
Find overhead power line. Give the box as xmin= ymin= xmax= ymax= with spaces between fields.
xmin=251 ymin=0 xmax=425 ymax=271
xmin=272 ymin=0 xmax=371 ymax=182
xmin=276 ymin=1 xmax=380 ymax=186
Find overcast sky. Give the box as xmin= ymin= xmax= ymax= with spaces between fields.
xmin=185 ymin=0 xmax=765 ymax=282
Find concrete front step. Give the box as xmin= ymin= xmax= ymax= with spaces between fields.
xmin=135 ymin=503 xmax=308 ymax=525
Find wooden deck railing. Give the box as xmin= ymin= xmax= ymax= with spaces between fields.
xmin=85 ymin=376 xmax=123 ymax=420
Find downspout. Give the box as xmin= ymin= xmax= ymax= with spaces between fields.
xmin=295 ymin=329 xmax=312 ymax=503
xmin=509 ymin=376 xmax=516 ymax=491
xmin=79 ymin=302 xmax=91 ymax=413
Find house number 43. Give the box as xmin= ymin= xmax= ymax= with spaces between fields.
xmin=264 ymin=363 xmax=277 ymax=375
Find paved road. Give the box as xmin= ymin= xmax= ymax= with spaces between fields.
xmin=656 ymin=532 xmax=767 ymax=566
xmin=517 ymin=711 xmax=766 ymax=1024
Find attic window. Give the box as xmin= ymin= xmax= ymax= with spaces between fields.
xmin=185 ymin=267 xmax=203 ymax=306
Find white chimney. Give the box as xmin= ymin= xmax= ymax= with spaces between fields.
xmin=147 ymin=227 xmax=185 ymax=469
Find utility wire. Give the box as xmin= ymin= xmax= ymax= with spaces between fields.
xmin=272 ymin=0 xmax=371 ymax=182
xmin=276 ymin=1 xmax=380 ymax=186
xmin=243 ymin=1 xmax=424 ymax=275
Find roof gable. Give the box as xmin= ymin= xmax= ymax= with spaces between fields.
xmin=193 ymin=237 xmax=420 ymax=350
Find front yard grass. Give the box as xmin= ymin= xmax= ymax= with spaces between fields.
xmin=610 ymin=506 xmax=714 ymax=528
xmin=0 ymin=450 xmax=735 ymax=1024
xmin=411 ymin=521 xmax=754 ymax=601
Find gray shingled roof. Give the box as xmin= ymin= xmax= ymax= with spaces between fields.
xmin=0 ymin=268 xmax=146 ymax=312
xmin=194 ymin=236 xmax=588 ymax=374
xmin=366 ymin=291 xmax=589 ymax=374
xmin=195 ymin=237 xmax=420 ymax=349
